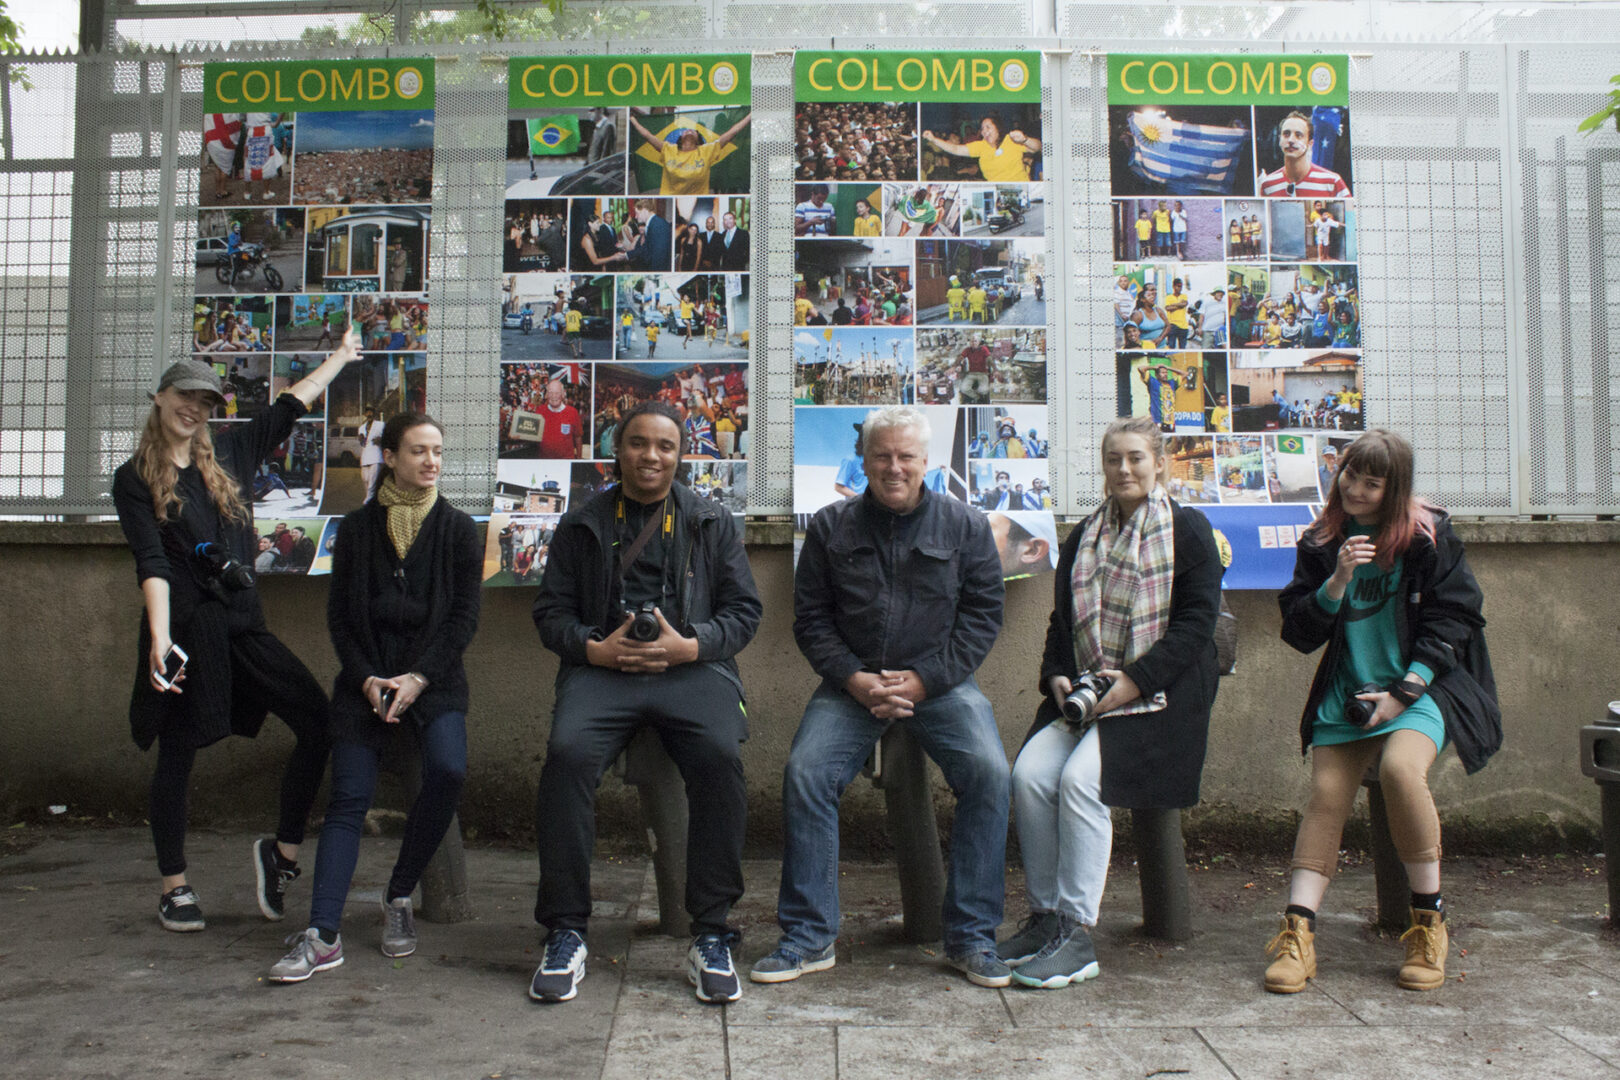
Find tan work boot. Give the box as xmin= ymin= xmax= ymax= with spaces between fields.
xmin=1397 ymin=908 xmax=1449 ymax=990
xmin=1263 ymin=913 xmax=1316 ymax=993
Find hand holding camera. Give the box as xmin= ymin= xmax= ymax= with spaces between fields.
xmin=1050 ymin=668 xmax=1142 ymax=728
xmin=587 ymin=606 xmax=699 ymax=673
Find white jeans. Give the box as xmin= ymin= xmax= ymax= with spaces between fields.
xmin=1012 ymin=722 xmax=1112 ymax=926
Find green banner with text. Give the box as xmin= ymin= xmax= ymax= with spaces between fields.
xmin=1108 ymin=53 xmax=1347 ymax=107
xmin=508 ymin=54 xmax=751 ymax=109
xmin=794 ymin=51 xmax=1040 ymax=103
xmin=204 ymin=58 xmax=434 ymax=112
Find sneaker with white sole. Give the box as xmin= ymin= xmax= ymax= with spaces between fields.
xmin=158 ymin=886 xmax=205 ymax=933
xmin=748 ymin=944 xmax=836 ymax=984
xmin=268 ymin=928 xmax=344 ymax=983
xmin=1010 ymin=917 xmax=1100 ymax=989
xmin=253 ymin=838 xmax=299 ymax=922
xmin=529 ymin=930 xmax=587 ymax=1003
xmin=687 ymin=933 xmax=742 ymax=1004
xmin=381 ymin=896 xmax=417 ymax=958
xmin=947 ymin=949 xmax=1013 ymax=988
xmin=996 ymin=911 xmax=1060 ymax=968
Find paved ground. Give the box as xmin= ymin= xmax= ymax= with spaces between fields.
xmin=3 ymin=824 xmax=1617 ymax=1079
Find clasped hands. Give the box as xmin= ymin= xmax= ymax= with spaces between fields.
xmin=586 ymin=608 xmax=699 ymax=674
xmin=845 ymin=669 xmax=927 ymax=720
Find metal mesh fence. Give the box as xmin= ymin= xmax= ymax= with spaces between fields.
xmin=3 ymin=13 xmax=1620 ymax=518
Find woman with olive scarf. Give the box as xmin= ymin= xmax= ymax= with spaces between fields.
xmin=269 ymin=412 xmax=483 ymax=983
xmin=996 ymin=416 xmax=1224 ymax=989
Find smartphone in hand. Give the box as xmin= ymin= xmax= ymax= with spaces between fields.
xmin=153 ymin=643 xmax=188 ymax=690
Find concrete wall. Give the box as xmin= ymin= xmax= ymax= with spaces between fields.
xmin=3 ymin=521 xmax=1614 ymax=854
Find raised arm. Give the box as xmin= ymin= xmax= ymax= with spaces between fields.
xmin=711 ymin=112 xmax=752 ymax=149
xmin=921 ymin=130 xmax=973 ymax=157
xmin=627 ymin=111 xmax=661 ymax=149
xmin=287 ymin=327 xmax=361 ymax=408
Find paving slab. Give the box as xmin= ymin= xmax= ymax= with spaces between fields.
xmin=1200 ymin=1023 xmax=1620 ymax=1079
xmin=835 ymin=1025 xmax=1233 ymax=1080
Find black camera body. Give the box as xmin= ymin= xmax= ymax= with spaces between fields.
xmin=1062 ymin=671 xmax=1115 ymax=726
xmin=193 ymin=541 xmax=255 ymax=593
xmin=1343 ymin=682 xmax=1385 ymax=726
xmin=623 ymin=601 xmax=661 ymax=643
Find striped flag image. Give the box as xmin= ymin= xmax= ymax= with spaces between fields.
xmin=1126 ymin=110 xmax=1249 ymax=194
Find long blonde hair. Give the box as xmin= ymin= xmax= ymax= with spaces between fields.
xmin=136 ymin=406 xmax=248 ymax=525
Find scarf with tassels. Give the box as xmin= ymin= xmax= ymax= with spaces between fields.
xmin=1068 ymin=484 xmax=1176 ymax=721
xmin=377 ymin=474 xmax=437 ymax=559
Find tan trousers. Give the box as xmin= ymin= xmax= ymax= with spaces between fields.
xmin=1291 ymin=729 xmax=1442 ymax=877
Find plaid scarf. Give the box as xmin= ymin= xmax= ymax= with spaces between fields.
xmin=1069 ymin=485 xmax=1175 ymax=719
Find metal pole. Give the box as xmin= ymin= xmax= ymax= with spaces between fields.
xmin=880 ymin=723 xmax=945 ymax=944
xmin=1132 ymin=808 xmax=1192 ymax=941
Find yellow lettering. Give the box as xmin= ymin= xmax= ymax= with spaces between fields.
xmin=272 ymin=70 xmax=294 ymax=103
xmin=214 ymin=71 xmax=239 ymax=105
xmin=807 ymin=57 xmax=833 ymax=92
xmin=680 ymin=62 xmax=703 ymax=96
xmin=582 ymin=63 xmax=603 ymax=97
xmin=520 ymin=64 xmax=546 ymax=99
xmin=643 ymin=62 xmax=674 ymax=98
xmin=1242 ymin=61 xmax=1274 ymax=97
xmin=1279 ymin=61 xmax=1302 ymax=96
xmin=368 ymin=67 xmax=390 ymax=100
xmin=970 ymin=58 xmax=993 ymax=93
xmin=607 ymin=62 xmax=636 ymax=97
xmin=241 ymin=70 xmax=270 ymax=104
xmin=297 ymin=69 xmax=325 ymax=103
xmin=1208 ymin=61 xmax=1237 ymax=96
xmin=1118 ymin=60 xmax=1144 ymax=96
xmin=931 ymin=57 xmax=963 ymax=93
xmin=896 ymin=57 xmax=927 ymax=93
xmin=1147 ymin=60 xmax=1177 ymax=95
xmin=331 ymin=67 xmax=362 ymax=101
xmin=836 ymin=57 xmax=867 ymax=92
xmin=1182 ymin=61 xmax=1203 ymax=95
xmin=549 ymin=64 xmax=578 ymax=98
xmin=872 ymin=59 xmax=892 ymax=93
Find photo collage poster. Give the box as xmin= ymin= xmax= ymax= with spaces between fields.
xmin=198 ymin=59 xmax=436 ymax=576
xmin=1107 ymin=54 xmax=1358 ymax=588
xmin=489 ymin=54 xmax=753 ymax=586
xmin=790 ymin=52 xmax=1057 ymax=582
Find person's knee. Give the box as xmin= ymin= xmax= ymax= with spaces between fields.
xmin=1377 ymin=747 xmax=1433 ymax=799
xmin=1010 ymin=753 xmax=1057 ymax=804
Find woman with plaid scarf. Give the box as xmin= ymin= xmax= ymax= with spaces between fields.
xmin=995 ymin=416 xmax=1225 ymax=989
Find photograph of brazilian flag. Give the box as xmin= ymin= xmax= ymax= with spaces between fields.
xmin=506 ymin=107 xmax=628 ymax=198
xmin=626 ymin=105 xmax=753 ymax=197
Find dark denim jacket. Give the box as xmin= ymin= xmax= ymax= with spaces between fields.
xmin=793 ymin=488 xmax=1004 ymax=699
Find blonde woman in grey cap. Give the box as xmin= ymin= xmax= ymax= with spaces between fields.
xmin=111 ymin=331 xmax=359 ymax=933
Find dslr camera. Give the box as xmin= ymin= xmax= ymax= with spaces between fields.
xmin=1343 ymin=682 xmax=1385 ymax=727
xmin=623 ymin=601 xmax=661 ymax=643
xmin=1062 ymin=671 xmax=1115 ymax=726
xmin=193 ymin=541 xmax=255 ymax=593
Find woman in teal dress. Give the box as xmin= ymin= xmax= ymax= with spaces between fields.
xmin=1262 ymin=430 xmax=1500 ymax=996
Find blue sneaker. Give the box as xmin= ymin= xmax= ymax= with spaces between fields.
xmin=687 ymin=933 xmax=742 ymax=1004
xmin=529 ymin=930 xmax=587 ymax=1003
xmin=749 ymin=944 xmax=836 ymax=984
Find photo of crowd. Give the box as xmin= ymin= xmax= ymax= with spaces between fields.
xmin=505 ymin=199 xmax=571 ymax=272
xmin=794 ymin=101 xmax=918 ymax=182
xmin=499 ymin=361 xmax=593 ymax=460
xmin=194 ymin=295 xmax=273 ymax=353
xmin=353 ymin=296 xmax=427 ymax=352
xmin=591 ymin=361 xmax=749 ymax=460
xmin=483 ymin=513 xmax=561 ymax=586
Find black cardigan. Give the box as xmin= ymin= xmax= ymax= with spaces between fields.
xmin=1277 ymin=511 xmax=1501 ymax=774
xmin=326 ymin=496 xmax=483 ymax=749
xmin=1028 ymin=500 xmax=1224 ymax=809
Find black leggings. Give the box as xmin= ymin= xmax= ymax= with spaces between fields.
xmin=149 ymin=632 xmax=330 ymax=878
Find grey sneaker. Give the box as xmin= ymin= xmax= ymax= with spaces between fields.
xmin=996 ymin=911 xmax=1060 ymax=967
xmin=1010 ymin=918 xmax=1100 ymax=989
xmin=749 ymin=943 xmax=836 ymax=984
xmin=947 ymin=949 xmax=1013 ymax=988
xmin=268 ymin=928 xmax=344 ymax=983
xmin=381 ymin=896 xmax=417 ymax=958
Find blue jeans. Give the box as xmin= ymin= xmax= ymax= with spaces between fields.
xmin=308 ymin=711 xmax=467 ymax=934
xmin=775 ymin=677 xmax=1009 ymax=957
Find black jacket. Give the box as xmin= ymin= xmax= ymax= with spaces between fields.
xmin=794 ymin=488 xmax=1004 ymax=699
xmin=531 ymin=481 xmax=761 ymax=696
xmin=1028 ymin=500 xmax=1223 ymax=808
xmin=326 ymin=497 xmax=483 ymax=750
xmin=1278 ymin=510 xmax=1500 ymax=774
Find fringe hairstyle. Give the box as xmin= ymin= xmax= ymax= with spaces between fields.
xmin=1100 ymin=415 xmax=1170 ymax=497
xmin=135 ymin=404 xmax=248 ymax=525
xmin=1305 ymin=428 xmax=1435 ymax=569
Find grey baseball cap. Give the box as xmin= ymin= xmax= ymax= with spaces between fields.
xmin=155 ymin=359 xmax=224 ymax=400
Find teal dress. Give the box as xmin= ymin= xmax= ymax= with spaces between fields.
xmin=1310 ymin=524 xmax=1446 ymax=751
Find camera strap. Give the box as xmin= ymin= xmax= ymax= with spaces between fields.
xmin=614 ymin=493 xmax=671 ymax=585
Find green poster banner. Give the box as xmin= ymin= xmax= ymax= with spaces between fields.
xmin=508 ymin=54 xmax=751 ymax=109
xmin=1107 ymin=54 xmax=1347 ymax=107
xmin=794 ymin=51 xmax=1040 ymax=104
xmin=204 ymin=58 xmax=434 ymax=112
